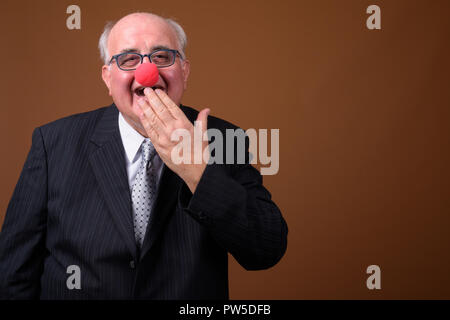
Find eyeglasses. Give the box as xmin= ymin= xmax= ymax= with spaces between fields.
xmin=109 ymin=49 xmax=182 ymax=71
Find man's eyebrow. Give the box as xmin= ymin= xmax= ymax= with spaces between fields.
xmin=151 ymin=45 xmax=173 ymax=52
xmin=118 ymin=46 xmax=174 ymax=55
xmin=119 ymin=48 xmax=139 ymax=54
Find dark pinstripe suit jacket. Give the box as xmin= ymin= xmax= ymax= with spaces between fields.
xmin=0 ymin=104 xmax=287 ymax=299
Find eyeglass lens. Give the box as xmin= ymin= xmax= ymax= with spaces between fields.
xmin=117 ymin=50 xmax=175 ymax=69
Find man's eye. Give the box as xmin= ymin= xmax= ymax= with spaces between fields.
xmin=120 ymin=56 xmax=140 ymax=66
xmin=152 ymin=53 xmax=170 ymax=61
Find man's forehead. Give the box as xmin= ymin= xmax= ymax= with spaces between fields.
xmin=108 ymin=14 xmax=177 ymax=54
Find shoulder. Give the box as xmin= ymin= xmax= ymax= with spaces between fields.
xmin=39 ymin=105 xmax=111 ymax=134
xmin=36 ymin=104 xmax=115 ymax=151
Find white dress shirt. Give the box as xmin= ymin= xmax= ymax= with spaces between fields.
xmin=118 ymin=112 xmax=164 ymax=192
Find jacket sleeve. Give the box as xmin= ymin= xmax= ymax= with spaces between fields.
xmin=0 ymin=128 xmax=48 ymax=299
xmin=179 ymin=134 xmax=288 ymax=271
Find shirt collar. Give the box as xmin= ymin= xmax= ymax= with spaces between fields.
xmin=118 ymin=112 xmax=146 ymax=164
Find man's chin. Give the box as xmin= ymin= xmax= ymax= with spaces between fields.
xmin=131 ymin=100 xmax=144 ymax=118
xmin=123 ymin=109 xmax=147 ymax=135
xmin=114 ymin=100 xmax=140 ymax=121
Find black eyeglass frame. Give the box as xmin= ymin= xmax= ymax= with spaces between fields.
xmin=108 ymin=49 xmax=182 ymax=71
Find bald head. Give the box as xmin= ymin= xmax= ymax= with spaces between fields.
xmin=112 ymin=13 xmax=166 ymax=33
xmin=98 ymin=12 xmax=187 ymax=64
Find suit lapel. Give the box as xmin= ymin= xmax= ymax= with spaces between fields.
xmin=139 ymin=166 xmax=181 ymax=260
xmin=89 ymin=105 xmax=138 ymax=259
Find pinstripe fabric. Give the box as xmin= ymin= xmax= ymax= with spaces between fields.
xmin=0 ymin=104 xmax=288 ymax=299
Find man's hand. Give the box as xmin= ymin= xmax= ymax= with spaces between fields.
xmin=136 ymin=88 xmax=210 ymax=194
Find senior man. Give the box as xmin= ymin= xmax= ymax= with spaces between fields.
xmin=0 ymin=12 xmax=287 ymax=299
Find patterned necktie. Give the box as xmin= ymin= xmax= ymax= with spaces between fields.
xmin=131 ymin=138 xmax=157 ymax=247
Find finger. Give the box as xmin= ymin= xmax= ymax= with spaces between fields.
xmin=154 ymin=89 xmax=186 ymax=120
xmin=137 ymin=99 xmax=164 ymax=141
xmin=143 ymin=88 xmax=173 ymax=125
xmin=195 ymin=108 xmax=210 ymax=134
xmin=139 ymin=111 xmax=159 ymax=142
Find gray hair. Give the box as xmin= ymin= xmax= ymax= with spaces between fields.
xmin=98 ymin=13 xmax=188 ymax=65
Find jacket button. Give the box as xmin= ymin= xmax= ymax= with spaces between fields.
xmin=129 ymin=260 xmax=136 ymax=269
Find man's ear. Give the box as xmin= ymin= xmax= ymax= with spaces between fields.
xmin=101 ymin=65 xmax=112 ymax=96
xmin=181 ymin=59 xmax=190 ymax=90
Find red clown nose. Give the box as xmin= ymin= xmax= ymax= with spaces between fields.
xmin=135 ymin=63 xmax=159 ymax=87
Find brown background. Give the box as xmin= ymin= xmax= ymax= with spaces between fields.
xmin=1 ymin=0 xmax=449 ymax=299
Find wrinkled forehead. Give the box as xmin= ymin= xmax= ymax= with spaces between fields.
xmin=108 ymin=15 xmax=178 ymax=57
